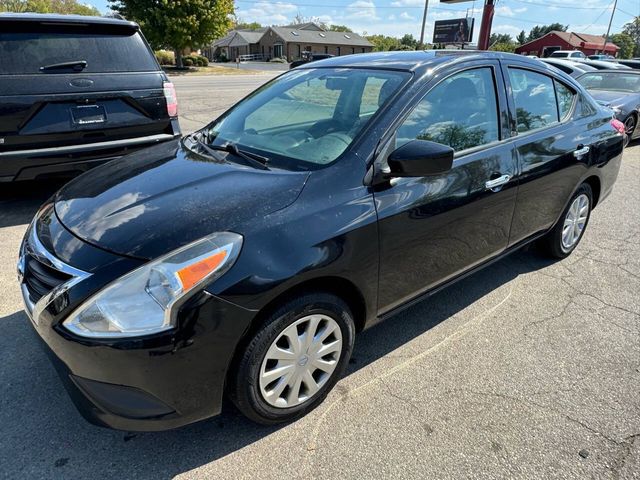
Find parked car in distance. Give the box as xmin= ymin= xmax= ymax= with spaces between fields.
xmin=541 ymin=58 xmax=597 ymax=78
xmin=19 ymin=51 xmax=624 ymax=431
xmin=0 ymin=13 xmax=180 ymax=183
xmin=617 ymin=59 xmax=640 ymax=70
xmin=588 ymin=54 xmax=615 ymax=61
xmin=581 ymin=59 xmax=632 ymax=71
xmin=577 ymin=69 xmax=640 ymax=140
xmin=290 ymin=52 xmax=334 ymax=69
xmin=549 ymin=50 xmax=587 ymax=60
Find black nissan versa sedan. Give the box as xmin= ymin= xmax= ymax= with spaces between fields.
xmin=0 ymin=13 xmax=180 ymax=182
xmin=18 ymin=51 xmax=624 ymax=431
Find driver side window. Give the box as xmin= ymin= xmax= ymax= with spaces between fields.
xmin=396 ymin=68 xmax=500 ymax=152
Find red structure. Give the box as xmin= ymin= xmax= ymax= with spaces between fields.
xmin=515 ymin=31 xmax=619 ymax=57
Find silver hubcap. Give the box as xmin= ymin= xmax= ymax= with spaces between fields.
xmin=259 ymin=314 xmax=342 ymax=408
xmin=561 ymin=194 xmax=589 ymax=251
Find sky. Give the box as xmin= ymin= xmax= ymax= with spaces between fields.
xmin=87 ymin=0 xmax=639 ymax=43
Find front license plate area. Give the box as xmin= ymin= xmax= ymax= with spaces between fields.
xmin=71 ymin=105 xmax=106 ymax=125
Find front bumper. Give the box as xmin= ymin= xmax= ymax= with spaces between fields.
xmin=18 ymin=206 xmax=256 ymax=431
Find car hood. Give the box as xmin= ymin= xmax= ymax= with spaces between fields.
xmin=587 ymin=89 xmax=633 ymax=107
xmin=55 ymin=139 xmax=309 ymax=259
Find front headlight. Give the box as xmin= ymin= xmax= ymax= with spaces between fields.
xmin=63 ymin=232 xmax=242 ymax=338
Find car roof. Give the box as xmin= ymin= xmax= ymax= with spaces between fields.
xmin=0 ymin=12 xmax=138 ymax=29
xmin=302 ymin=50 xmax=542 ymax=73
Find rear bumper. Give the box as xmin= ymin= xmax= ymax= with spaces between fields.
xmin=1 ymin=124 xmax=181 ymax=182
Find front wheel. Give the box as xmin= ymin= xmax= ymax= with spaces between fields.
xmin=539 ymin=183 xmax=593 ymax=259
xmin=229 ymin=293 xmax=355 ymax=424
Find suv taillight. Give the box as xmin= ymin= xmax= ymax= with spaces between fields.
xmin=163 ymin=81 xmax=178 ymax=117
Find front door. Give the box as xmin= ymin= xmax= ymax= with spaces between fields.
xmin=374 ymin=63 xmax=518 ymax=314
xmin=273 ymin=44 xmax=283 ymax=58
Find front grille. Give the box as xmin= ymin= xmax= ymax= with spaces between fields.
xmin=23 ymin=252 xmax=72 ymax=304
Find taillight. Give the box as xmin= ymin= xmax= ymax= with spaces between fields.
xmin=610 ymin=118 xmax=625 ymax=135
xmin=163 ymin=81 xmax=178 ymax=117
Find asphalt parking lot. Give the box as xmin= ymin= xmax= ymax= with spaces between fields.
xmin=0 ymin=74 xmax=638 ymax=479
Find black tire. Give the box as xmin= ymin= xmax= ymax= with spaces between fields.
xmin=229 ymin=292 xmax=355 ymax=425
xmin=624 ymin=113 xmax=637 ymax=139
xmin=539 ymin=183 xmax=593 ymax=259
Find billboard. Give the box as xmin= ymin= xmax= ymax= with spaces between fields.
xmin=433 ymin=18 xmax=474 ymax=44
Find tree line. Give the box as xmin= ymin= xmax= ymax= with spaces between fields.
xmin=2 ymin=1 xmax=638 ymax=61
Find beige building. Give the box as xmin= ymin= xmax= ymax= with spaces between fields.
xmin=205 ymin=23 xmax=373 ymax=62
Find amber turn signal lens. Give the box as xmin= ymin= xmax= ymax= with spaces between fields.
xmin=177 ymin=250 xmax=228 ymax=290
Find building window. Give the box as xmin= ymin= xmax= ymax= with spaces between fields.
xmin=351 ymin=47 xmax=355 ymax=54
xmin=324 ymin=46 xmax=328 ymax=54
xmin=297 ymin=44 xmax=301 ymax=57
xmin=361 ymin=47 xmax=365 ymax=53
xmin=337 ymin=46 xmax=341 ymax=56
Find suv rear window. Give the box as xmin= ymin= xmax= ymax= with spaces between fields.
xmin=0 ymin=28 xmax=158 ymax=75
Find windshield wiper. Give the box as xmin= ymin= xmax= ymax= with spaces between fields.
xmin=195 ymin=137 xmax=270 ymax=171
xmin=40 ymin=60 xmax=87 ymax=72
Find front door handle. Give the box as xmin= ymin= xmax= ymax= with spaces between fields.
xmin=485 ymin=174 xmax=511 ymax=191
xmin=573 ymin=145 xmax=590 ymax=158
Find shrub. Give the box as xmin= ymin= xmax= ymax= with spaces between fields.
xmin=183 ymin=57 xmax=194 ymax=67
xmin=155 ymin=49 xmax=175 ymax=65
xmin=183 ymin=54 xmax=209 ymax=67
xmin=216 ymin=53 xmax=229 ymax=63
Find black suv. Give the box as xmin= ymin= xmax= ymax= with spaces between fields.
xmin=0 ymin=13 xmax=181 ymax=182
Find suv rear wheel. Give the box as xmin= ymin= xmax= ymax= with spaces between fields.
xmin=229 ymin=292 xmax=355 ymax=424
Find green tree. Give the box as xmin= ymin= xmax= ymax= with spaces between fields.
xmin=611 ymin=32 xmax=635 ymax=59
xmin=490 ymin=42 xmax=516 ymax=53
xmin=622 ymin=17 xmax=640 ymax=57
xmin=327 ymin=24 xmax=353 ymax=32
xmin=366 ymin=34 xmax=401 ymax=52
xmin=400 ymin=33 xmax=418 ymax=49
xmin=527 ymin=23 xmax=568 ymax=42
xmin=0 ymin=0 xmax=99 ymax=14
xmin=516 ymin=30 xmax=527 ymax=45
xmin=490 ymin=33 xmax=513 ymax=45
xmin=109 ymin=0 xmax=234 ymax=68
xmin=234 ymin=21 xmax=263 ymax=31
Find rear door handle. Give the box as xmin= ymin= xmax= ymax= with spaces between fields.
xmin=485 ymin=174 xmax=511 ymax=191
xmin=573 ymin=145 xmax=590 ymax=158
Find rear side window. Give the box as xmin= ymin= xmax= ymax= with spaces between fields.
xmin=396 ymin=67 xmax=500 ymax=152
xmin=508 ymin=68 xmax=558 ymax=133
xmin=0 ymin=29 xmax=158 ymax=74
xmin=555 ymin=81 xmax=575 ymax=120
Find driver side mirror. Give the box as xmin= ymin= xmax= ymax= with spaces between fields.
xmin=387 ymin=139 xmax=454 ymax=177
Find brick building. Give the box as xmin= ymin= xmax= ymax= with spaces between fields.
xmin=515 ymin=31 xmax=619 ymax=58
xmin=205 ymin=23 xmax=373 ymax=62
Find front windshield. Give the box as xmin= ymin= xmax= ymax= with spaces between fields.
xmin=578 ymin=72 xmax=640 ymax=93
xmin=205 ymin=68 xmax=409 ymax=170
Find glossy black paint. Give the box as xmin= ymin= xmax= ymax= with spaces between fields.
xmin=22 ymin=51 xmax=624 ymax=431
xmin=0 ymin=14 xmax=181 ymax=182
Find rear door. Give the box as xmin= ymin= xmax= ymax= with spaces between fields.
xmin=374 ymin=61 xmax=519 ymax=314
xmin=501 ymin=61 xmax=595 ymax=245
xmin=0 ymin=19 xmax=174 ymax=154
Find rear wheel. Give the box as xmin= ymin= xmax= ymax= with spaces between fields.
xmin=229 ymin=293 xmax=355 ymax=424
xmin=624 ymin=114 xmax=637 ymax=139
xmin=539 ymin=183 xmax=593 ymax=259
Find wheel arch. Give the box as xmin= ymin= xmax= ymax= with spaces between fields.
xmin=582 ymin=175 xmax=601 ymax=207
xmin=224 ymin=275 xmax=368 ymax=391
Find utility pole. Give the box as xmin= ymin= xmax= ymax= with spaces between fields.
xmin=419 ymin=0 xmax=429 ymax=48
xmin=602 ymin=0 xmax=617 ymax=55
xmin=477 ymin=0 xmax=495 ymax=50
